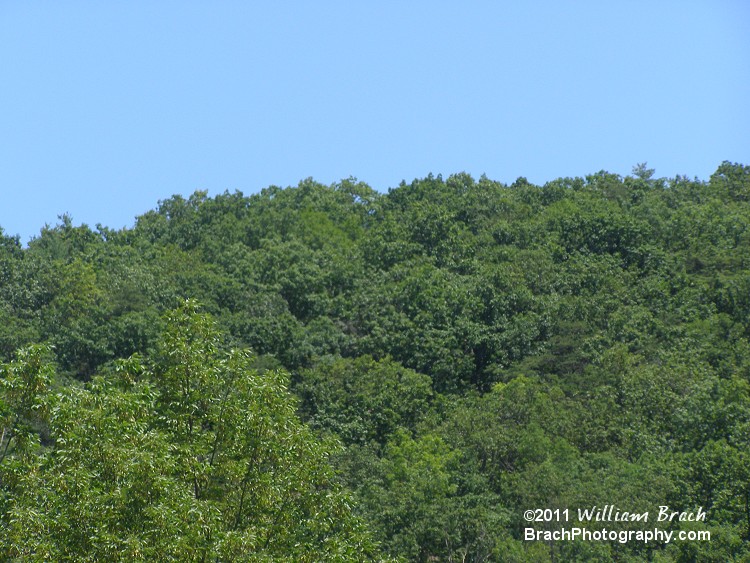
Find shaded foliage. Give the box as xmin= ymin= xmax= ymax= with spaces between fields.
xmin=1 ymin=163 xmax=749 ymax=560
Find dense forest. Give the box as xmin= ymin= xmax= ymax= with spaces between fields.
xmin=1 ymin=162 xmax=749 ymax=561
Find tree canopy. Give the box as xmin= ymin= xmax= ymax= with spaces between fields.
xmin=1 ymin=162 xmax=749 ymax=561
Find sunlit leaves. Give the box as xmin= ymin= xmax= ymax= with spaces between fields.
xmin=0 ymin=304 xmax=382 ymax=561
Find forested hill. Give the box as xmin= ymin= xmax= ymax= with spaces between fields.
xmin=1 ymin=162 xmax=749 ymax=561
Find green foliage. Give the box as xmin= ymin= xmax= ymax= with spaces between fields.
xmin=297 ymin=355 xmax=433 ymax=447
xmin=1 ymin=163 xmax=749 ymax=560
xmin=0 ymin=303 xmax=383 ymax=561
xmin=0 ymin=345 xmax=53 ymax=465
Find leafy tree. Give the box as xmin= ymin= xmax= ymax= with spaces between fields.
xmin=0 ymin=302 xmax=384 ymax=561
xmin=0 ymin=161 xmax=749 ymax=560
xmin=297 ymin=355 xmax=433 ymax=447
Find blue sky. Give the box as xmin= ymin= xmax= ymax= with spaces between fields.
xmin=2 ymin=1 xmax=748 ymax=244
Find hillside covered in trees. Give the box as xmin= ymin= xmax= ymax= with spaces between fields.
xmin=1 ymin=162 xmax=749 ymax=561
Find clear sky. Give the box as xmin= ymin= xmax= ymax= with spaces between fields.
xmin=2 ymin=1 xmax=748 ymax=244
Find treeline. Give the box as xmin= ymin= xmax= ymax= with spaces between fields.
xmin=1 ymin=162 xmax=749 ymax=561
